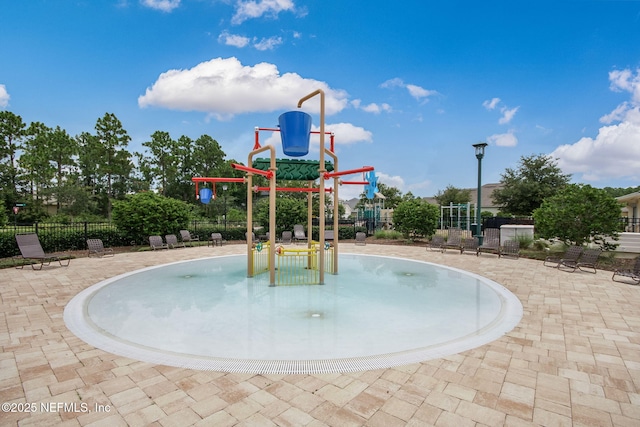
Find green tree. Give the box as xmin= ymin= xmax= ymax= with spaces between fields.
xmin=434 ymin=185 xmax=471 ymax=206
xmin=0 ymin=110 xmax=26 ymax=190
xmin=492 ymin=154 xmax=571 ymax=216
xmin=94 ymin=113 xmax=133 ymax=219
xmin=392 ymin=199 xmax=439 ymax=239
xmin=254 ymin=196 xmax=306 ymax=234
xmin=139 ymin=131 xmax=178 ymax=196
xmin=112 ymin=192 xmax=192 ymax=244
xmin=533 ymin=184 xmax=622 ymax=249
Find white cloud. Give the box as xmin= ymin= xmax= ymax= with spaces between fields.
xmin=498 ymin=106 xmax=519 ymax=124
xmin=141 ymin=0 xmax=180 ymax=12
xmin=0 ymin=84 xmax=9 ymax=108
xmin=232 ymin=0 xmax=295 ymax=25
xmin=482 ymin=98 xmax=500 ymax=110
xmin=138 ymin=57 xmax=349 ymax=119
xmin=609 ymin=68 xmax=640 ymax=103
xmin=380 ymin=78 xmax=438 ymax=102
xmin=218 ymin=31 xmax=251 ymax=48
xmin=405 ymin=84 xmax=437 ymax=101
xmin=483 ymin=97 xmax=519 ymax=124
xmin=253 ymin=36 xmax=283 ymax=51
xmin=600 ymin=102 xmax=629 ymax=124
xmin=551 ymin=106 xmax=640 ymax=181
xmin=487 ymin=131 xmax=518 ymax=147
xmin=550 ymin=68 xmax=640 ymax=183
xmin=351 ymin=99 xmax=391 ymax=114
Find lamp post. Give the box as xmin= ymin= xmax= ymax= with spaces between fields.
xmin=473 ymin=142 xmax=488 ymax=245
xmin=222 ymin=184 xmax=228 ymax=231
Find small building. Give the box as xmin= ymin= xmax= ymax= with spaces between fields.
xmin=617 ymin=192 xmax=640 ymax=232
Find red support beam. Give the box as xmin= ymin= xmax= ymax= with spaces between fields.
xmin=324 ymin=166 xmax=374 ymax=180
xmin=340 ymin=181 xmax=369 ymax=185
xmin=232 ymin=163 xmax=273 ymax=179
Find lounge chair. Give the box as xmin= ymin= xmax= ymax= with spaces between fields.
xmin=573 ymin=248 xmax=601 ymax=273
xmin=281 ymin=231 xmax=293 ymax=244
xmin=612 ymin=257 xmax=640 ymax=285
xmin=165 ymin=234 xmax=185 ymax=249
xmin=14 ymin=233 xmax=71 ymax=269
xmin=427 ymin=235 xmax=445 ymax=251
xmin=246 ymin=232 xmax=258 ymax=243
xmin=500 ymin=240 xmax=520 ymax=258
xmin=442 ymin=229 xmax=463 ymax=253
xmin=208 ymin=232 xmax=224 ymax=247
xmin=87 ymin=239 xmax=114 ymax=258
xmin=477 ymin=236 xmax=500 ymax=257
xmin=149 ymin=235 xmax=168 ymax=250
xmin=355 ymin=231 xmax=366 ymax=246
xmin=324 ymin=229 xmax=335 ymax=241
xmin=461 ymin=237 xmax=478 ymax=254
xmin=293 ymin=224 xmax=306 ymax=244
xmin=179 ymin=230 xmax=200 ymax=246
xmin=544 ymin=245 xmax=583 ymax=268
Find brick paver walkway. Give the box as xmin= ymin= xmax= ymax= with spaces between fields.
xmin=1 ymin=243 xmax=639 ymax=426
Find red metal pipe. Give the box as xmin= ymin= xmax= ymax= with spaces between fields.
xmin=232 ymin=163 xmax=273 ymax=179
xmin=324 ymin=166 xmax=374 ymax=179
xmin=341 ymin=181 xmax=369 ymax=185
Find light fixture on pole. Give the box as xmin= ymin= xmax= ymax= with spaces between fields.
xmin=472 ymin=142 xmax=488 ymax=245
xmin=222 ymin=184 xmax=228 ymax=231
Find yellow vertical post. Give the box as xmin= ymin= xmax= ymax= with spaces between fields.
xmin=325 ymin=146 xmax=339 ymax=274
xmin=298 ymin=89 xmax=325 ymax=284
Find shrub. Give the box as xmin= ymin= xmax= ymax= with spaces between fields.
xmin=112 ymin=192 xmax=192 ymax=244
xmin=393 ymin=199 xmax=439 ymax=239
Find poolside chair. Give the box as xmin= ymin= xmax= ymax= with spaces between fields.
xmin=477 ymin=236 xmax=501 ymax=257
xmin=442 ymin=229 xmax=463 ymax=253
xmin=87 ymin=239 xmax=114 ymax=258
xmin=179 ymin=230 xmax=200 ymax=246
xmin=461 ymin=237 xmax=478 ymax=254
xmin=14 ymin=233 xmax=71 ymax=269
xmin=293 ymin=224 xmax=306 ymax=244
xmin=149 ymin=235 xmax=168 ymax=250
xmin=355 ymin=231 xmax=367 ymax=246
xmin=573 ymin=248 xmax=602 ymax=273
xmin=165 ymin=234 xmax=185 ymax=249
xmin=500 ymin=240 xmax=520 ymax=259
xmin=281 ymin=231 xmax=293 ymax=244
xmin=612 ymin=256 xmax=640 ymax=285
xmin=208 ymin=232 xmax=224 ymax=247
xmin=246 ymin=232 xmax=258 ymax=243
xmin=325 ymin=229 xmax=335 ymax=241
xmin=427 ymin=235 xmax=445 ymax=251
xmin=544 ymin=245 xmax=583 ymax=268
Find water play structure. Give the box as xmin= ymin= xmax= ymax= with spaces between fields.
xmin=192 ymin=89 xmax=377 ymax=286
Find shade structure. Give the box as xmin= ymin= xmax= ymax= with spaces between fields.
xmin=279 ymin=111 xmax=311 ymax=157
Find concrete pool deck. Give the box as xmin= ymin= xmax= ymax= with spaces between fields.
xmin=1 ymin=243 xmax=639 ymax=426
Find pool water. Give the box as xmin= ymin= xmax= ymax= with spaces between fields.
xmin=64 ymin=254 xmax=522 ymax=373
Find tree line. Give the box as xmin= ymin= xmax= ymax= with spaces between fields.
xmin=0 ymin=110 xmax=247 ymax=225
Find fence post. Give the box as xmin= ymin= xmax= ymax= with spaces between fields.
xmin=84 ymin=222 xmax=88 ymax=247
xmin=35 ymin=221 xmax=39 ymax=234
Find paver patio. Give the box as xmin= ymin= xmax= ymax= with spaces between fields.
xmin=1 ymin=243 xmax=639 ymax=426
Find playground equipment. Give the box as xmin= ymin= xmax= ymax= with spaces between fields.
xmin=440 ymin=202 xmax=476 ymax=230
xmin=192 ymin=89 xmax=376 ymax=286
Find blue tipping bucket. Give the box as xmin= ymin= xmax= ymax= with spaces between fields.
xmin=199 ymin=188 xmax=213 ymax=204
xmin=279 ymin=111 xmax=311 ymax=157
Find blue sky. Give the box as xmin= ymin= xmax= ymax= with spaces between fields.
xmin=2 ymin=0 xmax=640 ymax=201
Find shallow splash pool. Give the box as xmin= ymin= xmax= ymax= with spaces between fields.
xmin=64 ymin=254 xmax=522 ymax=374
